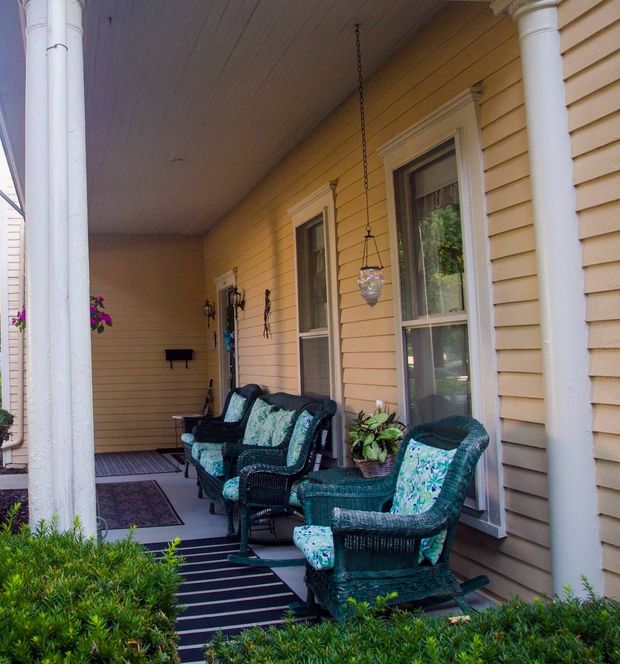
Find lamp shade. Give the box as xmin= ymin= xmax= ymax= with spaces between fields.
xmin=357 ymin=266 xmax=384 ymax=306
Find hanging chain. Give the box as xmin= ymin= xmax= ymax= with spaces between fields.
xmin=355 ymin=24 xmax=371 ymax=236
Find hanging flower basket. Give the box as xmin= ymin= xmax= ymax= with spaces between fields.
xmin=10 ymin=296 xmax=113 ymax=334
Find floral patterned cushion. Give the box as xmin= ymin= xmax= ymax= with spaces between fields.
xmin=293 ymin=525 xmax=334 ymax=571
xmin=181 ymin=433 xmax=194 ymax=445
xmin=191 ymin=441 xmax=222 ymax=462
xmin=222 ymin=476 xmax=240 ymax=501
xmin=198 ymin=446 xmax=225 ymax=477
xmin=270 ymin=409 xmax=296 ymax=447
xmin=286 ymin=410 xmax=314 ymax=466
xmin=242 ymin=399 xmax=277 ymax=445
xmin=224 ymin=393 xmax=247 ymax=423
xmin=390 ymin=439 xmax=457 ymax=564
xmin=223 ymin=476 xmax=304 ymax=505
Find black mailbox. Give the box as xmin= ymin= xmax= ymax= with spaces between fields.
xmin=165 ymin=348 xmax=193 ymax=369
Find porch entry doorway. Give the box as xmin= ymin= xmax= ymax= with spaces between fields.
xmin=215 ymin=271 xmax=238 ymax=411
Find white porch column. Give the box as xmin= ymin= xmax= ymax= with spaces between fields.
xmin=22 ymin=0 xmax=96 ymax=536
xmin=491 ymin=0 xmax=603 ymax=595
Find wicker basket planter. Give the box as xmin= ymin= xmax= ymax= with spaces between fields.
xmin=353 ymin=452 xmax=396 ymax=478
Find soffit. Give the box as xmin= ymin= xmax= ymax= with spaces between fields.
xmin=0 ymin=0 xmax=443 ymax=234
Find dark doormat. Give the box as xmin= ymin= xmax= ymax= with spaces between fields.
xmin=0 ymin=480 xmax=183 ymax=531
xmin=144 ymin=537 xmax=311 ymax=664
xmin=95 ymin=451 xmax=180 ymax=477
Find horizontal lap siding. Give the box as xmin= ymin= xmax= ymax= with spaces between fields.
xmin=560 ymin=0 xmax=620 ymax=600
xmin=203 ymin=3 xmax=550 ymax=600
xmin=450 ymin=51 xmax=553 ymax=601
xmin=90 ymin=235 xmax=209 ymax=452
xmin=4 ymin=192 xmax=27 ymax=466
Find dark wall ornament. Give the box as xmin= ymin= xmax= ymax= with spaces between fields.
xmin=263 ymin=288 xmax=272 ymax=339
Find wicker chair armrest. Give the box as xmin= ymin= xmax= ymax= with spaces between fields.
xmin=299 ymin=481 xmax=392 ymax=526
xmin=331 ymin=503 xmax=451 ymax=540
xmin=237 ymin=448 xmax=287 ymax=471
xmin=237 ymin=463 xmax=298 ymax=502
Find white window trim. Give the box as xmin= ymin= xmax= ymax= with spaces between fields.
xmin=380 ymin=89 xmax=506 ymax=538
xmin=214 ymin=269 xmax=239 ymax=412
xmin=289 ymin=182 xmax=344 ymax=463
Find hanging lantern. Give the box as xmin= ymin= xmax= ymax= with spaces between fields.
xmin=358 ymin=230 xmax=384 ymax=307
xmin=354 ymin=23 xmax=384 ymax=307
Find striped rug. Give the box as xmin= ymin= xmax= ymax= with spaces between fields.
xmin=146 ymin=537 xmax=304 ymax=664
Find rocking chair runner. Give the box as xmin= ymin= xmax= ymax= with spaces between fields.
xmin=293 ymin=415 xmax=490 ymax=619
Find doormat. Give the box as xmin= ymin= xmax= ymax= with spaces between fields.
xmin=95 ymin=451 xmax=180 ymax=477
xmin=0 ymin=480 xmax=183 ymax=531
xmin=144 ymin=537 xmax=309 ymax=664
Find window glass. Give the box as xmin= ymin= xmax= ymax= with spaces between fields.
xmin=296 ymin=215 xmax=328 ymax=333
xmin=395 ymin=139 xmax=471 ymax=425
xmin=300 ymin=336 xmax=330 ymax=396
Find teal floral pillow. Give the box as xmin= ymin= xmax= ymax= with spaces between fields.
xmin=242 ymin=398 xmax=276 ymax=445
xmin=254 ymin=410 xmax=278 ymax=447
xmin=270 ymin=409 xmax=296 ymax=447
xmin=286 ymin=410 xmax=315 ymax=466
xmin=391 ymin=439 xmax=457 ymax=564
xmin=224 ymin=393 xmax=247 ymax=423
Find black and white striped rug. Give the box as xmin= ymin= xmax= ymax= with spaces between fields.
xmin=146 ymin=537 xmax=304 ymax=664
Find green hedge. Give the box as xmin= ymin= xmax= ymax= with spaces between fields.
xmin=0 ymin=507 xmax=181 ymax=663
xmin=207 ymin=587 xmax=620 ymax=664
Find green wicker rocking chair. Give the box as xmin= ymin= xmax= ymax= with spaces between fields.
xmin=224 ymin=399 xmax=336 ymax=567
xmin=292 ymin=415 xmax=490 ymax=619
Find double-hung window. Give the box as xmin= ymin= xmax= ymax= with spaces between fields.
xmin=290 ymin=184 xmax=343 ymax=461
xmin=380 ymin=90 xmax=505 ymax=537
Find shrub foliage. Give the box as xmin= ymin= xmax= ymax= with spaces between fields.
xmin=0 ymin=507 xmax=181 ymax=662
xmin=207 ymin=586 xmax=620 ymax=664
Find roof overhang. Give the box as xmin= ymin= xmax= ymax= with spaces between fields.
xmin=0 ymin=0 xmax=445 ymax=234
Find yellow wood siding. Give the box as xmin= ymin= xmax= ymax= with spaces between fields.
xmin=89 ymin=235 xmax=209 ymax=452
xmin=201 ymin=2 xmax=557 ymax=601
xmin=4 ymin=199 xmax=27 ymax=466
xmin=560 ymin=0 xmax=620 ymax=600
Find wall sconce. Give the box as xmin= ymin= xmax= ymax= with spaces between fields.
xmin=203 ymin=299 xmax=216 ymax=326
xmin=229 ymin=285 xmax=245 ymax=320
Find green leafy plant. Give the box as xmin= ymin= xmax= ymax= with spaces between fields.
xmin=0 ymin=508 xmax=182 ymax=662
xmin=348 ymin=407 xmax=404 ymax=463
xmin=0 ymin=408 xmax=14 ymax=443
xmin=206 ymin=584 xmax=620 ymax=664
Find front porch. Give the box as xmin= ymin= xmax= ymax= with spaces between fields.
xmin=0 ymin=2 xmax=618 ymax=657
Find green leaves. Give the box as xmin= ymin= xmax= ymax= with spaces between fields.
xmin=207 ymin=586 xmax=620 ymax=663
xmin=0 ymin=522 xmax=181 ymax=662
xmin=348 ymin=408 xmax=405 ymax=462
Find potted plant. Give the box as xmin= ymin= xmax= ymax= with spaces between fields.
xmin=0 ymin=409 xmax=14 ymax=444
xmin=348 ymin=406 xmax=405 ymax=477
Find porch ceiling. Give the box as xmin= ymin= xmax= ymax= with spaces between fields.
xmin=0 ymin=0 xmax=444 ymax=234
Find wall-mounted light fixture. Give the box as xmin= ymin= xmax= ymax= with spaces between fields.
xmin=203 ymin=299 xmax=216 ymax=326
xmin=229 ymin=285 xmax=245 ymax=320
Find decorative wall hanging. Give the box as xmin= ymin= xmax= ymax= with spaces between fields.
xmin=354 ymin=23 xmax=384 ymax=307
xmin=263 ymin=288 xmax=272 ymax=339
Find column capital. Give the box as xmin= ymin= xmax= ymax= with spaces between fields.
xmin=491 ymin=0 xmax=558 ymax=19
